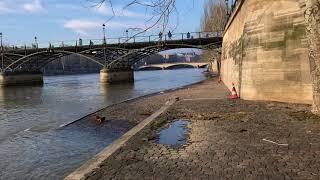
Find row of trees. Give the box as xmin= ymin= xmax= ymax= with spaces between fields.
xmin=201 ymin=0 xmax=228 ymax=32
xmin=200 ymin=0 xmax=228 ymax=73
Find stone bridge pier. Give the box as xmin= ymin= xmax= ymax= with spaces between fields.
xmin=100 ymin=68 xmax=134 ymax=84
xmin=0 ymin=71 xmax=44 ymax=86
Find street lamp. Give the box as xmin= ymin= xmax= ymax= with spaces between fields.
xmin=225 ymin=0 xmax=230 ymax=16
xmin=0 ymin=32 xmax=3 ymax=72
xmin=102 ymin=24 xmax=106 ymax=65
xmin=102 ymin=24 xmax=106 ymax=45
xmin=34 ymin=36 xmax=38 ymax=49
xmin=126 ymin=29 xmax=129 ymax=41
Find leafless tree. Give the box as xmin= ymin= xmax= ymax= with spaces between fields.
xmin=88 ymin=0 xmax=178 ymax=38
xmin=199 ymin=0 xmax=227 ymax=73
xmin=304 ymin=0 xmax=320 ymax=114
xmin=201 ymin=0 xmax=228 ymax=32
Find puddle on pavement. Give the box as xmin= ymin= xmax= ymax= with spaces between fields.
xmin=157 ymin=120 xmax=190 ymax=148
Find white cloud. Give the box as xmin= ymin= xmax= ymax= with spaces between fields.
xmin=22 ymin=0 xmax=46 ymax=13
xmin=63 ymin=19 xmax=148 ymax=36
xmin=94 ymin=3 xmax=149 ymax=18
xmin=64 ymin=20 xmax=101 ymax=30
xmin=0 ymin=0 xmax=46 ymax=14
xmin=64 ymin=20 xmax=100 ymax=36
xmin=0 ymin=2 xmax=13 ymax=14
xmin=54 ymin=3 xmax=82 ymax=10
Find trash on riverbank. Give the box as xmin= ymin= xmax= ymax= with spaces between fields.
xmin=262 ymin=138 xmax=289 ymax=146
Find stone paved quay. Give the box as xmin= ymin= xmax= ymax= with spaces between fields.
xmin=84 ymin=77 xmax=320 ymax=180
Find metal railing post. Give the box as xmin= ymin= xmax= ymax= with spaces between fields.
xmin=24 ymin=44 xmax=27 ymax=56
xmin=149 ymin=36 xmax=151 ymax=43
xmin=182 ymin=33 xmax=184 ymax=41
xmin=75 ymin=40 xmax=78 ymax=53
xmin=0 ymin=32 xmax=3 ymax=72
xmin=103 ymin=46 xmax=106 ymax=65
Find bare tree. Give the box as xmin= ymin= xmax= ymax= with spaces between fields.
xmin=201 ymin=0 xmax=228 ymax=32
xmin=304 ymin=0 xmax=320 ymax=114
xmin=200 ymin=0 xmax=227 ymax=73
xmin=89 ymin=0 xmax=178 ymax=38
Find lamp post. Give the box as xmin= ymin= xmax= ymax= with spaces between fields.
xmin=0 ymin=32 xmax=3 ymax=72
xmin=34 ymin=36 xmax=38 ymax=49
xmin=102 ymin=24 xmax=107 ymax=65
xmin=102 ymin=24 xmax=106 ymax=45
xmin=225 ymin=0 xmax=230 ymax=16
xmin=34 ymin=36 xmax=39 ymax=68
xmin=126 ymin=29 xmax=129 ymax=42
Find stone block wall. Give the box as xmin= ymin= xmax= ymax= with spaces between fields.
xmin=0 ymin=72 xmax=43 ymax=86
xmin=221 ymin=0 xmax=312 ymax=104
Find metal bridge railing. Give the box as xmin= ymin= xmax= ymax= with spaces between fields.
xmin=7 ymin=31 xmax=222 ymax=50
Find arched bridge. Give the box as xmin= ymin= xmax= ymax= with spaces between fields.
xmin=137 ymin=62 xmax=209 ymax=71
xmin=0 ymin=31 xmax=222 ymax=85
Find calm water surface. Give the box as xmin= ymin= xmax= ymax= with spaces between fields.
xmin=0 ymin=69 xmax=206 ymax=179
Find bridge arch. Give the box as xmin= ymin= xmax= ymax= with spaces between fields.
xmin=137 ymin=66 xmax=163 ymax=71
xmin=3 ymin=47 xmax=130 ymax=72
xmin=164 ymin=64 xmax=196 ymax=70
xmin=106 ymin=42 xmax=222 ymax=70
xmin=0 ymin=53 xmax=25 ymax=71
xmin=137 ymin=62 xmax=208 ymax=71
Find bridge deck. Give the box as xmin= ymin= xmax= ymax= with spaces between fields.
xmin=1 ymin=31 xmax=222 ymax=72
xmin=9 ymin=37 xmax=222 ymax=56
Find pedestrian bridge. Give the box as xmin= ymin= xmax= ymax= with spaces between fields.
xmin=137 ymin=62 xmax=208 ymax=71
xmin=0 ymin=31 xmax=222 ymax=86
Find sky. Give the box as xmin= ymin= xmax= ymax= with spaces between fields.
xmin=0 ymin=0 xmax=207 ymax=46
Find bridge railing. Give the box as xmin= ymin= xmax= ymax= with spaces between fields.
xmin=9 ymin=31 xmax=222 ymax=50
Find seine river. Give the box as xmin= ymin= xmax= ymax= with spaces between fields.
xmin=0 ymin=69 xmax=206 ymax=179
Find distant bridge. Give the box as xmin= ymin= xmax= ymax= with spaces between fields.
xmin=137 ymin=62 xmax=208 ymax=70
xmin=0 ymin=31 xmax=222 ymax=85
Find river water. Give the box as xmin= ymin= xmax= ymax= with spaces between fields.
xmin=0 ymin=69 xmax=206 ymax=180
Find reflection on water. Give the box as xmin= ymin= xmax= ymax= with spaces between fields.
xmin=0 ymin=86 xmax=44 ymax=106
xmin=100 ymin=83 xmax=136 ymax=103
xmin=0 ymin=69 xmax=206 ymax=179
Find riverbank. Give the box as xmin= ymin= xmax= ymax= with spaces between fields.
xmin=70 ymin=76 xmax=320 ymax=179
xmin=65 ymin=75 xmax=226 ymax=129
xmin=0 ymin=69 xmax=208 ymax=179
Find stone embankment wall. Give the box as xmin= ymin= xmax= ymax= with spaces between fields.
xmin=221 ymin=0 xmax=312 ymax=104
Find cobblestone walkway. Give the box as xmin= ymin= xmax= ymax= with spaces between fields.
xmin=86 ymin=80 xmax=320 ymax=180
